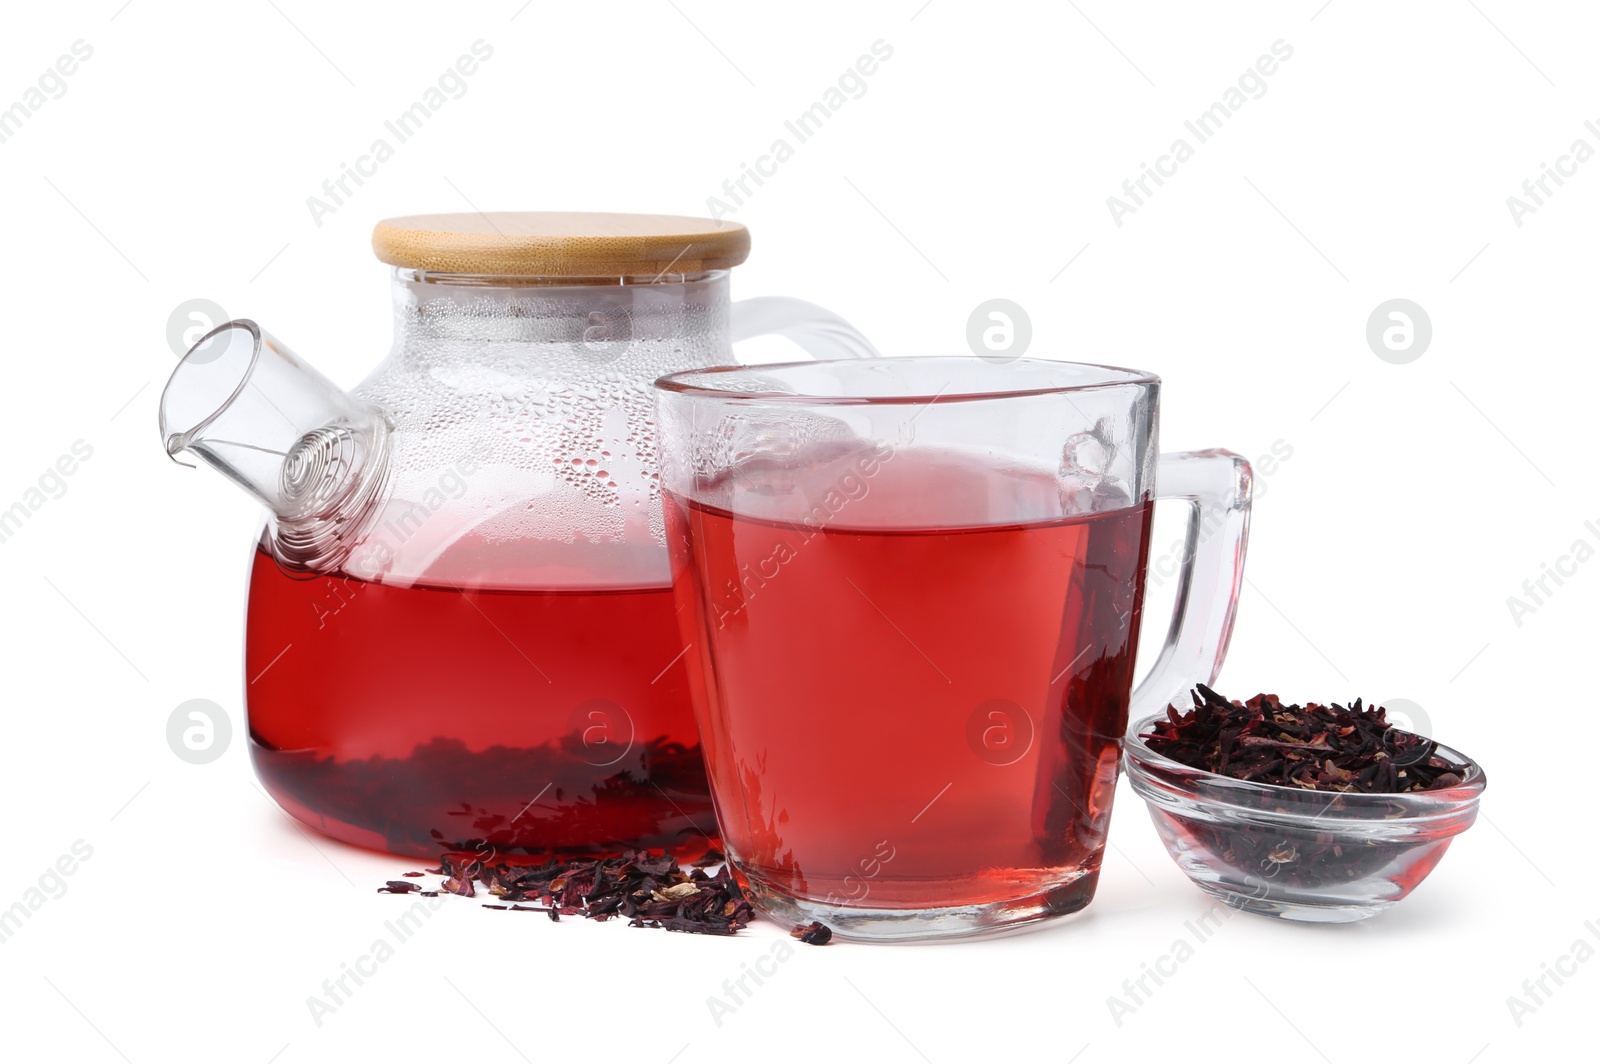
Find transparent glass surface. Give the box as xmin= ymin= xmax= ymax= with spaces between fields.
xmin=655 ymin=356 xmax=1252 ymax=940
xmin=160 ymin=268 xmax=876 ymax=860
xmin=1125 ymin=713 xmax=1486 ymax=923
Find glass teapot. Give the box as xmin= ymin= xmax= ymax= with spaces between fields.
xmin=158 ymin=212 xmax=877 ymax=859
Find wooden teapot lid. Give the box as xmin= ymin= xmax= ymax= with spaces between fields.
xmin=371 ymin=212 xmax=750 ymax=276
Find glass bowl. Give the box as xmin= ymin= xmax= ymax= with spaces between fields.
xmin=1122 ymin=712 xmax=1486 ymax=923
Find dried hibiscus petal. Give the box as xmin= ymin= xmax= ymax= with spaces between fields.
xmin=791 ymin=921 xmax=833 ymax=945
xmin=1142 ymin=685 xmax=1470 ymax=794
xmin=384 ymin=848 xmax=758 ymax=937
xmin=1140 ymin=686 xmax=1477 ymax=892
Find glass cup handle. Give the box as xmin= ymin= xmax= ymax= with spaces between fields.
xmin=729 ymin=296 xmax=880 ymax=361
xmin=1130 ymin=449 xmax=1254 ymax=723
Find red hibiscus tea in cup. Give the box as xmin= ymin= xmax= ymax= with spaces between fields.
xmin=667 ymin=450 xmax=1153 ymax=916
xmin=655 ymin=357 xmax=1252 ymax=940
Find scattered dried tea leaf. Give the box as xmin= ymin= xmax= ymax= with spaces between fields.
xmin=382 ymin=849 xmax=757 ymax=937
xmin=377 ymin=880 xmax=421 ymax=894
xmin=791 ymin=921 xmax=833 ymax=945
xmin=651 ymin=882 xmax=702 ymax=903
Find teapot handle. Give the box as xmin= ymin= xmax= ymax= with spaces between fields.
xmin=729 ymin=297 xmax=880 ymax=361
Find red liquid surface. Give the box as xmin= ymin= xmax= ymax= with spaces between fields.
xmin=246 ymin=543 xmax=715 ymax=859
xmin=667 ymin=478 xmax=1153 ymax=911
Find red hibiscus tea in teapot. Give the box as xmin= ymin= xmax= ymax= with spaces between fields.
xmin=246 ymin=539 xmax=713 ymax=859
xmin=158 ymin=213 xmax=882 ymax=859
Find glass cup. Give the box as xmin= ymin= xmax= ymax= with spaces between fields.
xmin=654 ymin=356 xmax=1251 ymax=941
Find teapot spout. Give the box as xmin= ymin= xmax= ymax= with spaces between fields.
xmin=159 ymin=320 xmax=389 ymax=566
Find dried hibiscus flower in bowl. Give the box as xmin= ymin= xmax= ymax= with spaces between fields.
xmin=1122 ymin=685 xmax=1486 ymax=923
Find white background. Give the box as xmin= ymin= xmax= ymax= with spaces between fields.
xmin=0 ymin=1 xmax=1592 ymax=1060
